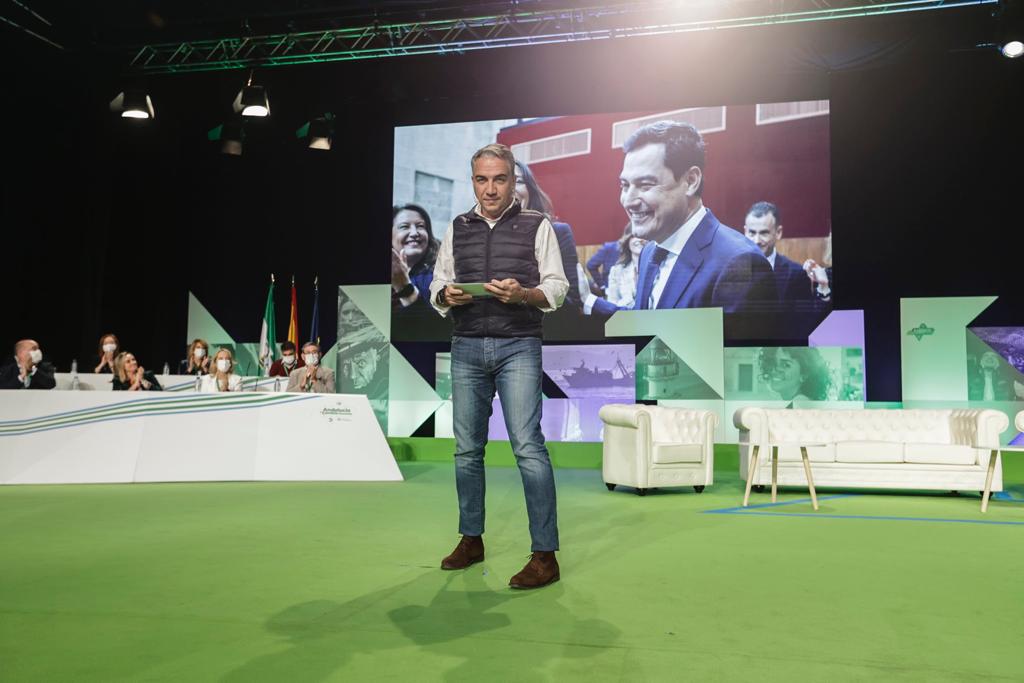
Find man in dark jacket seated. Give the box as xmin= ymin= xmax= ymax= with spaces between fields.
xmin=0 ymin=339 xmax=56 ymax=390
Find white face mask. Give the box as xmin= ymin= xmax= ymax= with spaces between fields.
xmin=303 ymin=353 xmax=320 ymax=366
xmin=29 ymin=349 xmax=43 ymax=364
xmin=102 ymin=343 xmax=117 ymax=353
xmin=216 ymin=359 xmax=231 ymax=373
xmin=193 ymin=347 xmax=207 ymax=359
xmin=281 ymin=354 xmax=296 ymax=367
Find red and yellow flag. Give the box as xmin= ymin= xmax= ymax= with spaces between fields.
xmin=287 ymin=276 xmax=300 ymax=348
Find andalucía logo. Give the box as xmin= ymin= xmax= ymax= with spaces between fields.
xmin=907 ymin=323 xmax=935 ymax=341
xmin=321 ymin=404 xmax=353 ymax=422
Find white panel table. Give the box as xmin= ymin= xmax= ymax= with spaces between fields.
xmin=0 ymin=390 xmax=401 ymax=484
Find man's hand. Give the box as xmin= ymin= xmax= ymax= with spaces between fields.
xmin=803 ymin=259 xmax=829 ymax=287
xmin=443 ymin=285 xmax=473 ymax=306
xmin=485 ymin=278 xmax=528 ymax=305
xmin=306 ymin=365 xmax=318 ymax=382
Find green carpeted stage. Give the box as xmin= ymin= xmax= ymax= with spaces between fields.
xmin=1 ymin=448 xmax=1021 ymax=681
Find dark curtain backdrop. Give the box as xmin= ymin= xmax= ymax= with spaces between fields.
xmin=2 ymin=8 xmax=1021 ymax=400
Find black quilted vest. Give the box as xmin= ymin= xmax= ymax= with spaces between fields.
xmin=450 ymin=202 xmax=544 ymax=338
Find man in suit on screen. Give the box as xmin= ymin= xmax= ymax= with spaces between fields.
xmin=743 ymin=201 xmax=816 ymax=305
xmin=584 ymin=121 xmax=775 ymax=315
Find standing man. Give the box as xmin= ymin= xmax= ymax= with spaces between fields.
xmin=430 ymin=143 xmax=569 ymax=590
xmin=584 ymin=121 xmax=775 ymax=315
xmin=0 ymin=339 xmax=56 ymax=390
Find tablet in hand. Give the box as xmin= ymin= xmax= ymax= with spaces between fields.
xmin=451 ymin=282 xmax=493 ymax=298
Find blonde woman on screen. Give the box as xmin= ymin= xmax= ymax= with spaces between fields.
xmin=200 ymin=348 xmax=243 ymax=392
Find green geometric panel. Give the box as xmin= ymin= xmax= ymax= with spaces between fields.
xmin=636 ymin=338 xmax=720 ymax=400
xmin=900 ymin=296 xmax=996 ymax=401
xmin=606 ymin=308 xmax=724 ymax=398
xmin=339 ymin=284 xmax=392 ymax=338
xmin=387 ymin=346 xmax=443 ymax=437
xmin=186 ymin=292 xmax=235 ymax=346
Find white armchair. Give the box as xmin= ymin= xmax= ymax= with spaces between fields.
xmin=599 ymin=404 xmax=718 ymax=496
xmin=1017 ymin=411 xmax=1024 ymax=435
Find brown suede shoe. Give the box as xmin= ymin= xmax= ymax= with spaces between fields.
xmin=440 ymin=535 xmax=484 ymax=570
xmin=508 ymin=551 xmax=560 ymax=589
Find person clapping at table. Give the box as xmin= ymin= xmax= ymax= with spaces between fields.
xmin=94 ymin=333 xmax=120 ymax=374
xmin=0 ymin=339 xmax=56 ymax=390
xmin=111 ymin=352 xmax=163 ymax=391
xmin=286 ymin=342 xmax=335 ymax=393
xmin=178 ymin=338 xmax=211 ymax=375
xmin=200 ymin=348 xmax=243 ymax=392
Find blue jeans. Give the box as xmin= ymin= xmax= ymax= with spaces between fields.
xmin=450 ymin=335 xmax=559 ymax=551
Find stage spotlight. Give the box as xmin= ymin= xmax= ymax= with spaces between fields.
xmin=1002 ymin=39 xmax=1024 ymax=57
xmin=232 ymin=71 xmax=270 ymax=117
xmin=208 ymin=120 xmax=245 ymax=155
xmin=109 ymin=90 xmax=155 ymax=119
xmin=296 ymin=113 xmax=334 ymax=150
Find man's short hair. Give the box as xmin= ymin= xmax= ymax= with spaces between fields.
xmin=623 ymin=121 xmax=705 ymax=196
xmin=281 ymin=340 xmax=296 ymax=353
xmin=471 ymin=143 xmax=515 ymax=176
xmin=302 ymin=341 xmax=320 ymax=353
xmin=747 ymin=201 xmax=780 ymax=225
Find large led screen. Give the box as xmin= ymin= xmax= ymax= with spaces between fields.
xmin=391 ymin=101 xmax=832 ymax=341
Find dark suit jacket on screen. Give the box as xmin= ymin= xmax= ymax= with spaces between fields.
xmin=591 ymin=209 xmax=775 ymax=315
xmin=773 ymin=252 xmax=815 ymax=303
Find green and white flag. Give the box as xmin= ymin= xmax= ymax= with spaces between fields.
xmin=259 ymin=275 xmax=278 ymax=376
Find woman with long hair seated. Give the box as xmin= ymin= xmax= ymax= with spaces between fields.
xmin=391 ymin=203 xmax=440 ymax=309
xmin=514 ymin=160 xmax=582 ymax=308
xmin=605 ymin=225 xmax=647 ymax=309
xmin=200 ymin=348 xmax=243 ymax=392
xmin=111 ymin=351 xmax=163 ymax=391
xmin=178 ymin=338 xmax=211 ymax=375
xmin=94 ymin=333 xmax=121 ymax=374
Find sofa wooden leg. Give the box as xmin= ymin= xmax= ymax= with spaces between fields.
xmin=605 ymin=482 xmax=616 ymax=492
xmin=693 ymin=485 xmax=705 ymax=494
xmin=771 ymin=445 xmax=779 ymax=503
xmin=981 ymin=450 xmax=998 ymax=513
xmin=743 ymin=445 xmax=760 ymax=507
xmin=800 ymin=446 xmax=819 ymax=511
xmin=635 ymin=487 xmax=647 ymax=497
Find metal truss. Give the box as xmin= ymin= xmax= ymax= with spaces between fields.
xmin=128 ymin=0 xmax=996 ymax=74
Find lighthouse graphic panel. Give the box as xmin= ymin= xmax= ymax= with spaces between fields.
xmin=636 ymin=338 xmax=720 ymax=400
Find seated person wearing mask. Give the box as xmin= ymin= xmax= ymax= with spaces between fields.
xmin=200 ymin=348 xmax=244 ymax=392
xmin=0 ymin=339 xmax=56 ymax=390
xmin=178 ymin=339 xmax=211 ymax=375
xmin=94 ymin=333 xmax=121 ymax=374
xmin=269 ymin=340 xmax=304 ymax=377
xmin=287 ymin=342 xmax=335 ymax=393
xmin=111 ymin=351 xmax=163 ymax=391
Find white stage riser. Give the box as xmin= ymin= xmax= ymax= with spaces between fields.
xmin=0 ymin=391 xmax=401 ymax=485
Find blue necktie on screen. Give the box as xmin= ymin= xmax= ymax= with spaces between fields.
xmin=641 ymin=246 xmax=671 ymax=309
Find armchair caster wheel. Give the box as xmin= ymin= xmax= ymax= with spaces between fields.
xmin=635 ymin=488 xmax=647 ymax=497
xmin=605 ymin=483 xmax=616 ymax=491
xmin=753 ymin=485 xmax=765 ymax=493
xmin=693 ymin=485 xmax=705 ymax=494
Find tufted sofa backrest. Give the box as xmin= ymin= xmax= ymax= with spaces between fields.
xmin=764 ymin=409 xmax=953 ymax=445
xmin=646 ymin=406 xmax=715 ymax=444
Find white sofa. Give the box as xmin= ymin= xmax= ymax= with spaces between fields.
xmin=599 ymin=404 xmax=718 ymax=495
xmin=735 ymin=408 xmax=1009 ymax=494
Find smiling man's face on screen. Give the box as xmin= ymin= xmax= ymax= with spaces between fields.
xmin=619 ymin=142 xmax=694 ymax=244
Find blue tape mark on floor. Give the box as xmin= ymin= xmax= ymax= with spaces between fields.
xmin=704 ymin=494 xmax=1024 ymax=525
xmin=706 ymin=494 xmax=856 ymax=514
